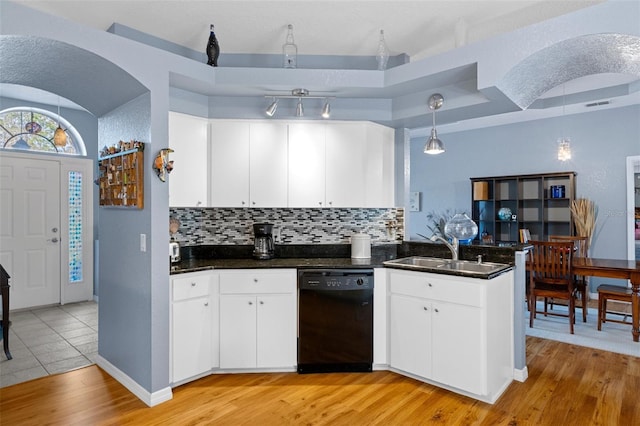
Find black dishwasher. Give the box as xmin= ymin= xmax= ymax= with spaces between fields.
xmin=297 ymin=269 xmax=374 ymax=374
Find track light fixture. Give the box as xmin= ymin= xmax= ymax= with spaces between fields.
xmin=265 ymin=98 xmax=278 ymax=117
xmin=264 ymin=89 xmax=335 ymax=118
xmin=424 ymin=93 xmax=445 ymax=155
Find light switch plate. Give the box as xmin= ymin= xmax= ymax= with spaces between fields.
xmin=409 ymin=192 xmax=420 ymax=211
xmin=140 ymin=233 xmax=146 ymax=252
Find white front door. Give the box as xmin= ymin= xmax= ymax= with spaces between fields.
xmin=0 ymin=155 xmax=61 ymax=309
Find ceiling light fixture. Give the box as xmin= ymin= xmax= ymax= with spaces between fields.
xmin=557 ymin=84 xmax=571 ymax=161
xmin=265 ymin=98 xmax=278 ymax=117
xmin=53 ymin=96 xmax=67 ymax=148
xmin=264 ymin=88 xmax=335 ymax=118
xmin=424 ymin=93 xmax=445 ymax=155
xmin=321 ymin=99 xmax=331 ymax=119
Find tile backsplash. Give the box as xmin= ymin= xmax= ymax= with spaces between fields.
xmin=170 ymin=207 xmax=404 ymax=246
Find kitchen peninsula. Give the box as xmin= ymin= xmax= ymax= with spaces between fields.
xmin=169 ymin=241 xmax=524 ymax=404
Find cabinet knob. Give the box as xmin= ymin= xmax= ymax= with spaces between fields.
xmin=248 ymin=301 xmax=253 ymax=305
xmin=328 ymin=201 xmax=333 ymax=206
xmin=259 ymin=300 xmax=264 ymax=305
xmin=204 ymin=302 xmax=209 ymax=307
xmin=191 ymin=282 xmax=196 ymax=286
xmin=434 ymin=308 xmax=439 ymax=313
xmin=253 ymin=278 xmax=258 ymax=283
xmin=241 ymin=201 xmax=246 ymax=205
xmin=428 ymin=282 xmax=433 ymax=287
xmin=252 ymin=201 xmax=256 ymax=205
xmin=318 ymin=201 xmax=322 ymax=206
xmin=423 ymin=306 xmax=428 ymax=311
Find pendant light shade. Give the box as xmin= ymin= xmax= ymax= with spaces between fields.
xmin=54 ymin=97 xmax=67 ymax=147
xmin=424 ymin=93 xmax=445 ymax=155
xmin=424 ymin=128 xmax=445 ymax=155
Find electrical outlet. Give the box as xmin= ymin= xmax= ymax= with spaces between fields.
xmin=409 ymin=192 xmax=420 ymax=211
xmin=140 ymin=233 xmax=146 ymax=252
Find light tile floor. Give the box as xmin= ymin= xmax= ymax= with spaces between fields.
xmin=0 ymin=301 xmax=97 ymax=388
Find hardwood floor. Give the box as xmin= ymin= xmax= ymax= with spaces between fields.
xmin=1 ymin=336 xmax=638 ymax=425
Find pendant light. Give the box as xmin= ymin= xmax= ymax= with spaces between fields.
xmin=557 ymin=84 xmax=571 ymax=161
xmin=53 ymin=96 xmax=67 ymax=147
xmin=424 ymin=93 xmax=445 ymax=155
xmin=295 ymin=97 xmax=304 ymax=117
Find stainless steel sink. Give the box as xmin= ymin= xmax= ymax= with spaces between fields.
xmin=436 ymin=260 xmax=508 ymax=274
xmin=383 ymin=256 xmax=512 ymax=278
xmin=384 ymin=256 xmax=448 ymax=268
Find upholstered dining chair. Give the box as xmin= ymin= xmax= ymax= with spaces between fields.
xmin=528 ymin=240 xmax=576 ymax=334
xmin=549 ymin=235 xmax=589 ymax=322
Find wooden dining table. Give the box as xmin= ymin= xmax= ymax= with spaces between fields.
xmin=572 ymin=257 xmax=640 ymax=342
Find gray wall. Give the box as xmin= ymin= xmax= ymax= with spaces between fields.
xmin=408 ymin=104 xmax=640 ymax=288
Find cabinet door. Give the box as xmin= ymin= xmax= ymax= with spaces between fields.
xmin=249 ymin=122 xmax=288 ymax=207
xmin=389 ymin=294 xmax=431 ymax=378
xmin=431 ymin=301 xmax=484 ymax=395
xmin=220 ymin=295 xmax=257 ymax=369
xmin=168 ymin=112 xmax=208 ymax=207
xmin=256 ymin=293 xmax=296 ymax=368
xmin=288 ymin=123 xmax=326 ymax=207
xmin=172 ymin=297 xmax=212 ymax=382
xmin=364 ymin=123 xmax=395 ymax=207
xmin=210 ymin=121 xmax=250 ymax=207
xmin=325 ymin=122 xmax=366 ymax=207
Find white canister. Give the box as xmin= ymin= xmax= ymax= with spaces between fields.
xmin=351 ymin=233 xmax=371 ymax=259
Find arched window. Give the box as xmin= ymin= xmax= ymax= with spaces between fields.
xmin=0 ymin=107 xmax=86 ymax=155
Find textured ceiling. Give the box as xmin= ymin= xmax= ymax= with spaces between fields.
xmin=9 ymin=0 xmax=604 ymax=61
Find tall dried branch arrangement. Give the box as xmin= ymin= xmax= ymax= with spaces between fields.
xmin=571 ymin=198 xmax=597 ymax=253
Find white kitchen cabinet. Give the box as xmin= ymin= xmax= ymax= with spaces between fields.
xmin=249 ymin=122 xmax=288 ymax=207
xmin=210 ymin=120 xmax=288 ymax=207
xmin=219 ymin=269 xmax=296 ymax=370
xmin=210 ymin=120 xmax=250 ymax=207
xmin=389 ymin=294 xmax=431 ymax=378
xmin=288 ymin=122 xmax=326 ymax=207
xmin=168 ymin=112 xmax=208 ymax=207
xmin=325 ymin=122 xmax=366 ymax=207
xmin=170 ymin=271 xmax=219 ymax=385
xmin=289 ymin=121 xmax=394 ymax=208
xmin=388 ymin=268 xmax=514 ymax=404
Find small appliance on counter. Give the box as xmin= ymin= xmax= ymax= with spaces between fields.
xmin=170 ymin=239 xmax=181 ymax=264
xmin=253 ymin=223 xmax=275 ymax=260
xmin=169 ymin=217 xmax=181 ymax=264
xmin=351 ymin=233 xmax=371 ymax=259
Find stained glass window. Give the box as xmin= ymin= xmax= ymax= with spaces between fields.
xmin=0 ymin=107 xmax=86 ymax=155
xmin=68 ymin=171 xmax=83 ymax=283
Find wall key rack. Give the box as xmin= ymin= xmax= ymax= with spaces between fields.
xmin=98 ymin=141 xmax=144 ymax=208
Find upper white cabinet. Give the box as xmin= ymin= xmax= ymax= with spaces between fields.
xmin=210 ymin=120 xmax=288 ymax=207
xmin=289 ymin=121 xmax=395 ymax=208
xmin=168 ymin=112 xmax=209 ymax=207
xmin=175 ymin=116 xmax=395 ymax=208
xmin=210 ymin=120 xmax=250 ymax=207
xmin=288 ymin=123 xmax=326 ymax=207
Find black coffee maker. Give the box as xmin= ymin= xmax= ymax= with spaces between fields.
xmin=253 ymin=223 xmax=275 ymax=260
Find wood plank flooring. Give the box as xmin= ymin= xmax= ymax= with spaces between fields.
xmin=1 ymin=336 xmax=639 ymax=425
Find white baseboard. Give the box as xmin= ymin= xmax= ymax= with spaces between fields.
xmin=96 ymin=355 xmax=173 ymax=407
xmin=513 ymin=366 xmax=528 ymax=382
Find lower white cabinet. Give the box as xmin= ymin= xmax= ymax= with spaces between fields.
xmin=219 ymin=269 xmax=297 ymax=370
xmin=388 ymin=269 xmax=514 ymax=403
xmin=171 ymin=271 xmax=219 ymax=384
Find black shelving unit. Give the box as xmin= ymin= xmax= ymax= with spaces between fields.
xmin=470 ymin=172 xmax=576 ymax=243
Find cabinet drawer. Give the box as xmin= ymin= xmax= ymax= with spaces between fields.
xmin=219 ymin=269 xmax=296 ymax=294
xmin=172 ymin=274 xmax=211 ymax=301
xmin=389 ymin=270 xmax=484 ymax=307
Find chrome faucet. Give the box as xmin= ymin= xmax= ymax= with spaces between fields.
xmin=430 ymin=235 xmax=459 ymax=260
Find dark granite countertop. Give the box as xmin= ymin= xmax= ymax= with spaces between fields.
xmin=170 ymin=242 xmax=527 ymax=276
